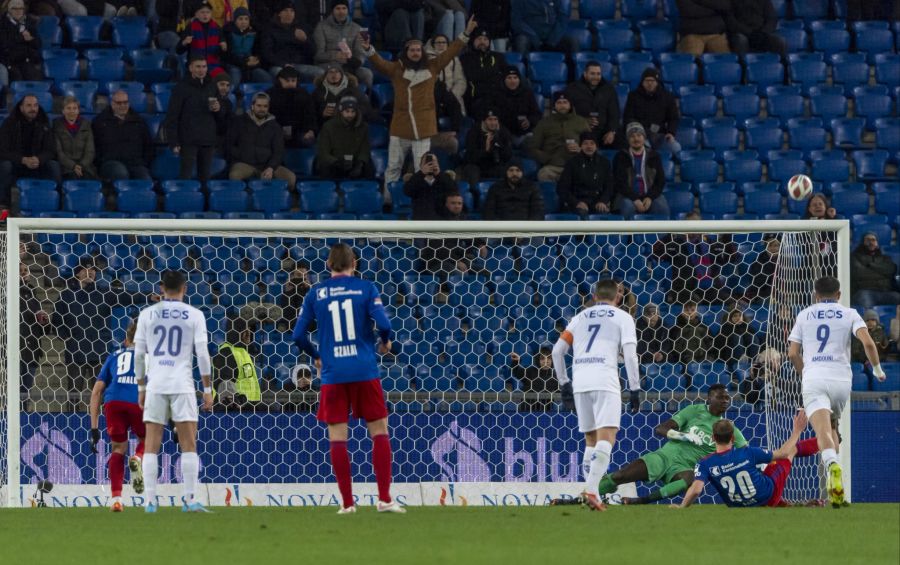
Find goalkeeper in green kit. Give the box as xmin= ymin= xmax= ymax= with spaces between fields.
xmin=597 ymin=384 xmax=746 ymax=505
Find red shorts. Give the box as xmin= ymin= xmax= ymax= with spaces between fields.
xmin=763 ymin=459 xmax=792 ymax=507
xmin=104 ymin=401 xmax=145 ymax=443
xmin=317 ymin=379 xmax=389 ymax=424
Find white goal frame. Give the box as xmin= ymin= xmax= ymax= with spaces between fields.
xmin=2 ymin=218 xmax=852 ymax=508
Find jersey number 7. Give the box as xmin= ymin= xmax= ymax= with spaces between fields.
xmin=586 ymin=324 xmax=601 ymax=352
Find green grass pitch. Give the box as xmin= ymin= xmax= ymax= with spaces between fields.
xmin=0 ymin=504 xmax=897 ymax=565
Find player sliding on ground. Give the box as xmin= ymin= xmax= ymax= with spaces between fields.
xmin=673 ymin=410 xmax=820 ymax=509
xmin=89 ymin=320 xmax=146 ymax=512
xmin=135 ymin=271 xmax=214 ymax=513
xmin=787 ymin=276 xmax=886 ymax=508
xmin=293 ymin=243 xmax=404 ymax=514
xmin=551 ymin=279 xmax=642 ymax=512
xmin=591 ymin=384 xmax=746 ymax=505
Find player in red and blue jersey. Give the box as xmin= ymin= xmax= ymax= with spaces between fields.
xmin=89 ymin=321 xmax=146 ymax=512
xmin=292 ymin=243 xmax=402 ymax=514
xmin=674 ymin=410 xmax=819 ymax=509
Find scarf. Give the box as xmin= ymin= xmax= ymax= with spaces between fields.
xmin=631 ymin=148 xmax=647 ymax=196
xmin=65 ymin=118 xmax=80 ymax=136
xmin=324 ymin=74 xmax=349 ymax=97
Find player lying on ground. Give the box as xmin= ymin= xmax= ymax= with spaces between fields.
xmin=552 ymin=279 xmax=642 ymax=511
xmin=89 ymin=320 xmax=146 ymax=512
xmin=293 ymin=243 xmax=405 ymax=514
xmin=597 ymin=384 xmax=745 ymax=505
xmin=673 ymin=410 xmax=819 ymax=508
xmin=787 ymin=276 xmax=886 ymax=508
xmin=135 ymin=270 xmax=214 ymax=513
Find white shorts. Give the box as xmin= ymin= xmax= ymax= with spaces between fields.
xmin=574 ymin=390 xmax=621 ymax=433
xmin=802 ymin=379 xmax=851 ymax=421
xmin=143 ymin=392 xmax=199 ymax=425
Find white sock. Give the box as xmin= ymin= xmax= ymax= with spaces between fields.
xmin=181 ymin=452 xmax=200 ymax=504
xmin=142 ymin=453 xmax=158 ymax=505
xmin=821 ymin=448 xmax=839 ymax=468
xmin=582 ymin=446 xmax=595 ymax=480
xmin=586 ymin=441 xmax=612 ymax=497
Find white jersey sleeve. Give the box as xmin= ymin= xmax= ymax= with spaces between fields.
xmin=789 ymin=302 xmax=865 ymax=382
xmin=139 ymin=300 xmax=207 ymax=394
xmin=564 ymin=304 xmax=636 ymax=393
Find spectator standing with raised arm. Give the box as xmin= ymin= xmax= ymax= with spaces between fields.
xmin=362 ymin=17 xmax=476 ymax=202
xmin=0 ymin=0 xmax=43 ymax=88
xmin=556 ymin=131 xmax=613 ymax=216
xmin=851 ymin=232 xmax=900 ymax=308
xmin=613 ymin=122 xmax=670 ymax=220
xmin=53 ymin=96 xmax=98 ymax=181
xmin=0 ymin=94 xmax=61 ymax=212
xmin=313 ymin=0 xmax=373 ymax=89
xmin=526 ymin=91 xmax=590 ymax=183
xmin=92 ymin=90 xmax=153 ymax=181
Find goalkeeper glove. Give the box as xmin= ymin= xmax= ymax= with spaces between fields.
xmin=89 ymin=428 xmax=101 ymax=454
xmin=666 ymin=429 xmax=704 ymax=446
xmin=873 ymin=364 xmax=886 ymax=382
xmin=629 ymin=390 xmax=641 ymax=413
xmin=560 ymin=382 xmax=576 ymax=412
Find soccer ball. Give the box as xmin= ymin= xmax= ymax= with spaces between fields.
xmin=786 ymin=174 xmax=813 ymax=201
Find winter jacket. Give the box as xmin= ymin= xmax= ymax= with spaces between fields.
xmin=176 ymin=18 xmax=225 ymax=77
xmin=556 ymin=152 xmax=613 ymax=212
xmin=852 ymin=324 xmax=888 ymax=362
xmin=673 ymin=315 xmax=711 ymax=364
xmin=714 ymin=320 xmax=757 ymax=362
xmin=726 ymin=0 xmax=777 ymax=35
xmin=260 ymin=17 xmax=315 ymax=68
xmin=20 ymin=280 xmax=46 ymax=367
xmin=613 ymin=148 xmax=666 ymax=201
xmin=459 ymin=48 xmax=504 ymax=111
xmin=156 ymin=0 xmax=190 ymax=34
xmin=312 ymin=13 xmax=365 ymax=70
xmin=511 ymin=0 xmax=566 ymax=46
xmin=622 ymin=83 xmax=680 ymax=137
xmin=91 ymin=107 xmax=153 ymax=167
xmin=312 ymin=71 xmax=377 ymax=127
xmin=851 ymin=246 xmax=898 ymax=293
xmin=482 ymin=179 xmax=544 ymax=221
xmin=464 ymin=124 xmax=513 ymax=170
xmin=366 ymin=35 xmax=467 ymax=140
xmin=404 ymin=171 xmax=459 ymax=220
xmin=470 ymin=0 xmax=511 ymax=39
xmin=52 ymin=117 xmax=98 ymax=177
xmin=223 ymin=22 xmax=261 ymax=68
xmin=297 ymin=0 xmax=331 ymax=26
xmin=425 ymin=38 xmax=467 ymax=111
xmin=636 ymin=316 xmax=671 ymax=364
xmin=434 ymin=80 xmax=463 ymax=131
xmin=164 ymin=75 xmax=222 ymax=148
xmin=0 ymin=105 xmax=55 ymax=164
xmin=267 ymin=84 xmax=319 ymax=145
xmin=208 ymin=0 xmax=249 ymax=27
xmin=315 ymin=111 xmax=372 ymax=173
xmin=526 ymin=112 xmax=591 ymax=167
xmin=226 ymin=112 xmax=285 ymax=170
xmin=0 ymin=13 xmax=42 ymax=68
xmin=676 ymin=0 xmax=729 ymax=36
xmin=564 ymin=77 xmax=620 ymax=137
xmin=487 ymin=81 xmax=542 ymax=137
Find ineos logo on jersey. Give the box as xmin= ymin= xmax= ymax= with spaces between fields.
xmin=151 ymin=309 xmax=190 ymax=320
xmin=586 ymin=310 xmax=615 ymax=319
xmin=806 ymin=309 xmax=843 ymax=320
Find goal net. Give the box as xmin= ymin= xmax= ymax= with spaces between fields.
xmin=1 ymin=219 xmax=849 ymax=507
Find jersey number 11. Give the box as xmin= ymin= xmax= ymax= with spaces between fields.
xmin=328 ymin=299 xmax=357 ymax=343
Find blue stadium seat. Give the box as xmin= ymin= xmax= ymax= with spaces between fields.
xmin=64 ymin=190 xmax=104 ymax=214
xmin=743 ymin=190 xmax=783 ymax=215
xmin=209 ymin=190 xmax=250 ymax=213
xmin=811 ymin=26 xmax=850 ymax=55
xmin=251 ymin=187 xmax=291 ymax=214
xmin=699 ymin=191 xmax=738 ymax=216
xmin=160 ymin=179 xmax=201 ymax=193
xmin=830 ymin=53 xmax=869 ymax=90
xmin=724 ymin=159 xmax=762 ymax=183
xmin=84 ymin=47 xmax=124 ymax=60
xmin=745 ymin=124 xmax=784 ymax=153
xmin=59 ymin=80 xmax=98 ymax=111
xmin=666 ymin=191 xmax=695 ymax=216
xmin=810 ymin=90 xmax=848 ymax=122
xmin=595 ymin=21 xmax=635 ymax=51
xmin=811 ymin=158 xmax=850 ymax=183
xmin=247 ymin=179 xmax=289 ymax=193
xmin=873 ymin=183 xmax=900 ymax=215
xmin=113 ymin=179 xmax=153 ymax=193
xmin=680 ymin=159 xmax=718 ymax=183
xmin=788 ymin=125 xmax=827 ymax=152
xmin=702 ymin=60 xmax=742 ymax=93
xmin=36 ymin=15 xmax=61 ymax=46
xmin=43 ymin=57 xmax=80 ymax=81
xmin=283 ymin=148 xmax=316 ymax=177
xmin=768 ymin=158 xmax=807 ymax=182
xmin=344 ymin=189 xmax=383 ymax=214
xmin=19 ymin=189 xmax=60 ymax=216
xmin=164 ymin=191 xmax=204 ymax=213
xmin=678 ymin=85 xmax=717 ymax=118
xmin=299 ymin=183 xmax=339 ymax=213
xmin=675 ymin=127 xmax=699 ymax=148
xmin=831 ymin=117 xmax=865 ymax=147
xmin=702 ymin=125 xmax=739 ymax=158
xmin=722 ymin=92 xmax=761 ymax=122
xmin=619 ymin=62 xmax=656 ymax=89
xmin=370 ymin=149 xmax=389 ymax=177
xmin=853 ymin=150 xmax=889 ymax=180
xmin=88 ymin=57 xmax=126 ymax=83
xmin=116 ymin=190 xmax=157 ymax=213
xmin=831 ymin=190 xmax=869 ymax=216
xmin=110 ymin=16 xmax=150 ymax=50
xmin=224 ymin=212 xmax=265 ymax=220
xmin=638 ymin=22 xmax=675 ymax=54
xmin=766 ymin=86 xmax=804 ymax=125
xmin=854 ymin=91 xmax=892 ymax=130
xmin=778 ymin=27 xmax=807 ymax=52
xmin=62 ymin=179 xmax=101 ymax=193
xmin=788 ymin=57 xmax=827 ymax=92
xmin=875 ymin=53 xmax=900 ymax=87
xmin=66 ymin=16 xmax=106 ymax=47
xmin=622 ymin=0 xmax=658 ymax=19
xmin=131 ymin=49 xmax=172 ymax=85
xmin=855 ymin=26 xmax=894 ymax=63
xmin=851 ymin=216 xmax=892 ymax=247
xmin=875 ymin=118 xmax=900 ymax=151
xmin=567 ymin=27 xmax=594 ymax=50
xmin=579 ymin=0 xmax=616 ymax=19
xmin=745 ymin=53 xmax=784 ymax=95
xmin=794 ymin=0 xmax=829 ymax=19
xmin=660 ymin=53 xmax=698 ymax=90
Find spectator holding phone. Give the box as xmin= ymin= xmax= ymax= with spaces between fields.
xmin=404 ymin=152 xmax=459 ymax=220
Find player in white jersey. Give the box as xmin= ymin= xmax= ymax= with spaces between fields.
xmin=134 ymin=271 xmax=213 ymax=513
xmin=787 ymin=276 xmax=886 ymax=508
xmin=552 ymin=279 xmax=641 ymax=511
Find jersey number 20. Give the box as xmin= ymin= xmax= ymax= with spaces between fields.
xmin=720 ymin=470 xmax=757 ymax=503
xmin=153 ymin=326 xmax=183 ymax=357
xmin=328 ymin=299 xmax=357 ymax=343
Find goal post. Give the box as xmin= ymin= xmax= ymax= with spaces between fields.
xmin=1 ymin=218 xmax=851 ymax=508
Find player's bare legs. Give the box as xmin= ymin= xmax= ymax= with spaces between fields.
xmin=598 ymin=457 xmax=650 ymax=496
xmin=367 ymin=417 xmax=404 ymax=513
xmin=808 ymin=407 xmax=844 ymax=507
xmin=582 ymin=427 xmax=616 ymax=511
xmin=327 ymin=422 xmax=356 ymax=513
xmin=141 ymin=422 xmax=164 ymax=511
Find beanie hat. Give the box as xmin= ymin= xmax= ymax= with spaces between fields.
xmin=233 ymin=6 xmax=250 ymax=19
xmin=277 ymin=66 xmax=300 ymax=79
xmin=641 ymin=67 xmax=661 ymax=82
xmin=580 ymin=131 xmax=597 ymax=143
xmin=330 ymin=0 xmax=349 ymax=10
xmin=504 ymin=66 xmax=521 ymax=78
xmin=626 ymin=121 xmax=646 ymax=137
xmin=552 ymin=91 xmax=569 ymax=104
xmin=338 ymin=96 xmax=358 ymax=111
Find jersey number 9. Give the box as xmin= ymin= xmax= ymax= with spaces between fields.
xmin=816 ymin=324 xmax=830 ymax=353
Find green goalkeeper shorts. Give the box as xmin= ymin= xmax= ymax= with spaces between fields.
xmin=640 ymin=447 xmax=696 ymax=484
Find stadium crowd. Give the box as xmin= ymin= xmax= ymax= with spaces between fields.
xmin=4 ymin=0 xmax=900 ymax=412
